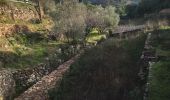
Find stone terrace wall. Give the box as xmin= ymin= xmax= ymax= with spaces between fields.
xmin=12 ymin=45 xmax=82 ymax=97
xmin=15 ymin=52 xmax=82 ymax=100
xmin=0 ymin=5 xmax=38 ymax=21
xmin=0 ymin=69 xmax=15 ymax=100
xmin=0 ymin=24 xmax=14 ymax=37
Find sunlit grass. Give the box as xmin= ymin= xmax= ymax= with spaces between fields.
xmin=0 ymin=35 xmax=63 ymax=69
xmin=86 ymin=28 xmax=106 ymax=44
xmin=86 ymin=34 xmax=106 ymax=43
xmin=159 ymin=26 xmax=170 ymax=30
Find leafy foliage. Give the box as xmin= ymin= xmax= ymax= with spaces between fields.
xmin=85 ymin=4 xmax=119 ymax=30
xmin=51 ymin=1 xmax=119 ymax=42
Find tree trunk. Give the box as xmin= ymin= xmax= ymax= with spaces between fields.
xmin=34 ymin=0 xmax=42 ymax=23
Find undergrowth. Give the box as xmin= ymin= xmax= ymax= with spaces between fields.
xmin=49 ymin=34 xmax=147 ymax=100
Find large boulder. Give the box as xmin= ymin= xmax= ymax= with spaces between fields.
xmin=0 ymin=69 xmax=15 ymax=100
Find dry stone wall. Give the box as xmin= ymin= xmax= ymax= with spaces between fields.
xmin=15 ymin=52 xmax=82 ymax=100
xmin=0 ymin=5 xmax=38 ymax=37
xmin=12 ymin=44 xmax=82 ymax=97
xmin=0 ymin=69 xmax=15 ymax=100
xmin=0 ymin=24 xmax=14 ymax=37
xmin=0 ymin=6 xmax=38 ymax=21
xmin=138 ymin=33 xmax=157 ymax=100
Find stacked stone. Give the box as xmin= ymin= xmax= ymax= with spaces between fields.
xmin=0 ymin=69 xmax=15 ymax=100
xmin=0 ymin=6 xmax=38 ymax=21
xmin=14 ymin=52 xmax=83 ymax=100
xmin=12 ymin=45 xmax=82 ymax=97
xmin=0 ymin=24 xmax=14 ymax=37
xmin=138 ymin=33 xmax=158 ymax=100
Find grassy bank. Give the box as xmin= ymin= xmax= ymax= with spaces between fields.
xmin=0 ymin=32 xmax=63 ymax=69
xmin=149 ymin=61 xmax=170 ymax=100
xmin=149 ymin=29 xmax=170 ymax=100
xmin=0 ymin=2 xmax=55 ymax=69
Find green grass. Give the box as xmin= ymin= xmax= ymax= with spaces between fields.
xmin=149 ymin=62 xmax=170 ymax=100
xmin=150 ymin=29 xmax=170 ymax=56
xmin=86 ymin=34 xmax=106 ymax=44
xmin=0 ymin=3 xmax=55 ymax=69
xmin=156 ymin=49 xmax=170 ymax=57
xmin=149 ymin=28 xmax=170 ymax=100
xmin=0 ymin=33 xmax=63 ymax=69
xmin=159 ymin=26 xmax=170 ymax=30
xmin=1 ymin=42 xmax=56 ymax=69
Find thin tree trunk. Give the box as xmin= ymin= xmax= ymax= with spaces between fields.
xmin=34 ymin=0 xmax=42 ymax=23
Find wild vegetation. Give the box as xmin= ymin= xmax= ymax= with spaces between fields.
xmin=49 ymin=34 xmax=147 ymax=100
xmin=50 ymin=1 xmax=119 ymax=42
xmin=0 ymin=0 xmax=120 ymax=69
xmin=0 ymin=0 xmax=170 ymax=100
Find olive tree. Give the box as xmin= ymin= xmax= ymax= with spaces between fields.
xmin=50 ymin=0 xmax=119 ymax=42
xmin=85 ymin=5 xmax=119 ymax=33
xmin=54 ymin=1 xmax=87 ymax=42
xmin=103 ymin=6 xmax=120 ymax=28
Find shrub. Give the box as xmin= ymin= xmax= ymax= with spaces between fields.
xmin=49 ymin=34 xmax=147 ymax=100
xmin=50 ymin=2 xmax=119 ymax=42
xmin=85 ymin=5 xmax=119 ymax=31
xmin=53 ymin=2 xmax=87 ymax=42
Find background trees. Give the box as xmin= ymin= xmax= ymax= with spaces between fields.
xmin=137 ymin=0 xmax=170 ymax=16
xmin=85 ymin=5 xmax=119 ymax=31
xmin=53 ymin=1 xmax=87 ymax=42
xmin=51 ymin=0 xmax=119 ymax=42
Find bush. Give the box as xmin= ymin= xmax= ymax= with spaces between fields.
xmin=49 ymin=34 xmax=147 ymax=100
xmin=51 ymin=2 xmax=119 ymax=42
xmin=53 ymin=2 xmax=87 ymax=42
xmin=85 ymin=5 xmax=119 ymax=31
